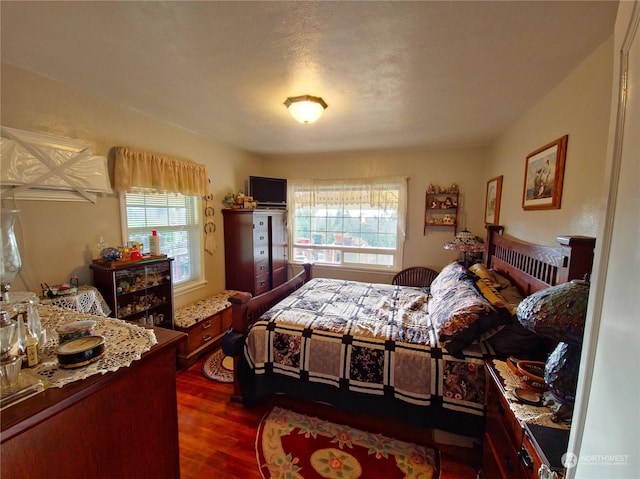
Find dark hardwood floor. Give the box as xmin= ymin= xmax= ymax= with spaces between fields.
xmin=176 ymin=357 xmax=481 ymax=479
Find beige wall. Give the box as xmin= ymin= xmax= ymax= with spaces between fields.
xmin=262 ymin=147 xmax=487 ymax=283
xmin=1 ymin=63 xmax=262 ymax=307
xmin=484 ymin=36 xmax=614 ymax=246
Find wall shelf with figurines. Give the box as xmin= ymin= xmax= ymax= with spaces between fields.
xmin=424 ymin=183 xmax=460 ymax=234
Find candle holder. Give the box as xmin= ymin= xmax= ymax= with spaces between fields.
xmin=0 ymin=310 xmax=21 ymax=387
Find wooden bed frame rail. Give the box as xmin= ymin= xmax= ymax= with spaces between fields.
xmin=229 ymin=263 xmax=312 ymax=335
xmin=228 ymin=264 xmax=312 ymax=398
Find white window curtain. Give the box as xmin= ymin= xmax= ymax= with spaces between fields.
xmin=289 ymin=177 xmax=408 ymax=238
xmin=114 ymin=146 xmax=209 ymax=196
xmin=288 ymin=177 xmax=408 ymax=270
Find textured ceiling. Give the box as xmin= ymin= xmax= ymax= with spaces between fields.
xmin=1 ymin=1 xmax=617 ymax=155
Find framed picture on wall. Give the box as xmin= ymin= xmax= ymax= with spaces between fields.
xmin=522 ymin=135 xmax=568 ymax=210
xmin=484 ymin=175 xmax=503 ymax=225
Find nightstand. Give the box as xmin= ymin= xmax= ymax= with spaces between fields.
xmin=481 ymin=359 xmax=570 ymax=479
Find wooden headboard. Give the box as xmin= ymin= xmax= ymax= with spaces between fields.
xmin=485 ymin=225 xmax=596 ymax=295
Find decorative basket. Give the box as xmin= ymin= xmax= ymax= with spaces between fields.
xmin=516 ymin=360 xmax=547 ymax=392
xmin=506 ymin=356 xmax=520 ymax=376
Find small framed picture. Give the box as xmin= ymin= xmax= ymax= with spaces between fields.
xmin=485 ymin=175 xmax=503 ymax=225
xmin=522 ymin=135 xmax=568 ymax=210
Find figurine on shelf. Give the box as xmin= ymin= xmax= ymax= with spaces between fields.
xmin=427 ymin=184 xmax=436 ymax=194
xmin=431 ymin=199 xmax=441 ymax=209
xmin=443 ymin=197 xmax=453 ymax=208
xmin=223 ymin=193 xmax=236 ymax=208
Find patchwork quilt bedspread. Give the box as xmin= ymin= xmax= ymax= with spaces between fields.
xmin=243 ymin=277 xmax=487 ymax=417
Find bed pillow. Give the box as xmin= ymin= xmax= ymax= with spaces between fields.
xmin=474 ymin=277 xmax=525 ymax=317
xmin=430 ymin=261 xmax=475 ymax=297
xmin=475 ymin=278 xmax=507 ymax=308
xmin=469 ymin=263 xmax=513 ymax=290
xmin=499 ymin=285 xmax=525 ymax=314
xmin=429 ymin=262 xmax=512 ymax=355
xmin=490 ymin=270 xmax=513 ymax=290
xmin=468 ymin=263 xmax=502 ymax=289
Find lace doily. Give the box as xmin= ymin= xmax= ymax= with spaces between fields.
xmin=40 ymin=285 xmax=111 ymax=317
xmin=493 ymin=360 xmax=570 ymax=430
xmin=26 ymin=305 xmax=157 ymax=388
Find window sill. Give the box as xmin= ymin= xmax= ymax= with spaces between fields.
xmin=173 ymin=279 xmax=207 ymax=297
xmin=289 ymin=262 xmax=396 ymax=279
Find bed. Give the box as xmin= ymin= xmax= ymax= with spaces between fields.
xmin=226 ymin=226 xmax=595 ymax=438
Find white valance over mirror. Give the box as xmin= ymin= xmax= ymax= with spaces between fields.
xmin=114 ymin=146 xmax=209 ymax=196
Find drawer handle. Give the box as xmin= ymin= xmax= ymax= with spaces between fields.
xmin=519 ymin=446 xmax=534 ymax=471
xmin=260 ymin=250 xmax=265 ymax=255
xmin=202 ymin=334 xmax=212 ymax=343
xmin=202 ymin=320 xmax=211 ymax=329
xmin=259 ymin=280 xmax=266 ymax=286
xmin=259 ymin=235 xmax=265 ymax=240
xmin=259 ymin=264 xmax=266 ymax=271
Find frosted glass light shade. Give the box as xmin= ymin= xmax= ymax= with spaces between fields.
xmin=284 ymin=95 xmax=328 ymax=124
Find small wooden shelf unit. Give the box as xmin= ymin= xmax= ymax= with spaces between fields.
xmin=424 ymin=190 xmax=459 ymax=234
xmin=90 ymin=257 xmax=174 ymax=329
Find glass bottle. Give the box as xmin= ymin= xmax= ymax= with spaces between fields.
xmin=15 ymin=313 xmax=27 ymax=356
xmin=0 ymin=310 xmax=21 ymax=386
xmin=95 ymin=237 xmax=106 ymax=260
xmin=27 ymin=297 xmax=44 ymax=347
xmin=0 ymin=310 xmax=16 ymax=360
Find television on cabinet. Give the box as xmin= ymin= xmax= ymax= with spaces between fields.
xmin=248 ymin=176 xmax=287 ymax=209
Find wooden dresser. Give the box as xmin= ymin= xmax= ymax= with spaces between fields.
xmin=0 ymin=327 xmax=185 ymax=479
xmin=481 ymin=359 xmax=570 ymax=479
xmin=222 ymin=208 xmax=287 ymax=295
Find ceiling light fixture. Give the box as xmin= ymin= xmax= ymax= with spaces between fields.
xmin=284 ymin=95 xmax=328 ymax=124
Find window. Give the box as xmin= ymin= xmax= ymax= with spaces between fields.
xmin=289 ymin=177 xmax=407 ymax=271
xmin=122 ymin=192 xmax=202 ymax=288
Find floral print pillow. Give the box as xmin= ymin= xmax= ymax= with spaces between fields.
xmin=429 ymin=262 xmax=511 ymax=355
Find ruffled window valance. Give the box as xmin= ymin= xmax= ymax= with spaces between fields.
xmin=114 ymin=146 xmax=209 ymax=196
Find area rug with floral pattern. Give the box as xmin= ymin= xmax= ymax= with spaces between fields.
xmin=256 ymin=406 xmax=440 ymax=479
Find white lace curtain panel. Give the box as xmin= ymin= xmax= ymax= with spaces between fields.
xmin=290 ymin=177 xmax=405 ymax=209
xmin=288 ymin=176 xmax=408 ymax=240
xmin=113 ymin=146 xmax=209 ymax=196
